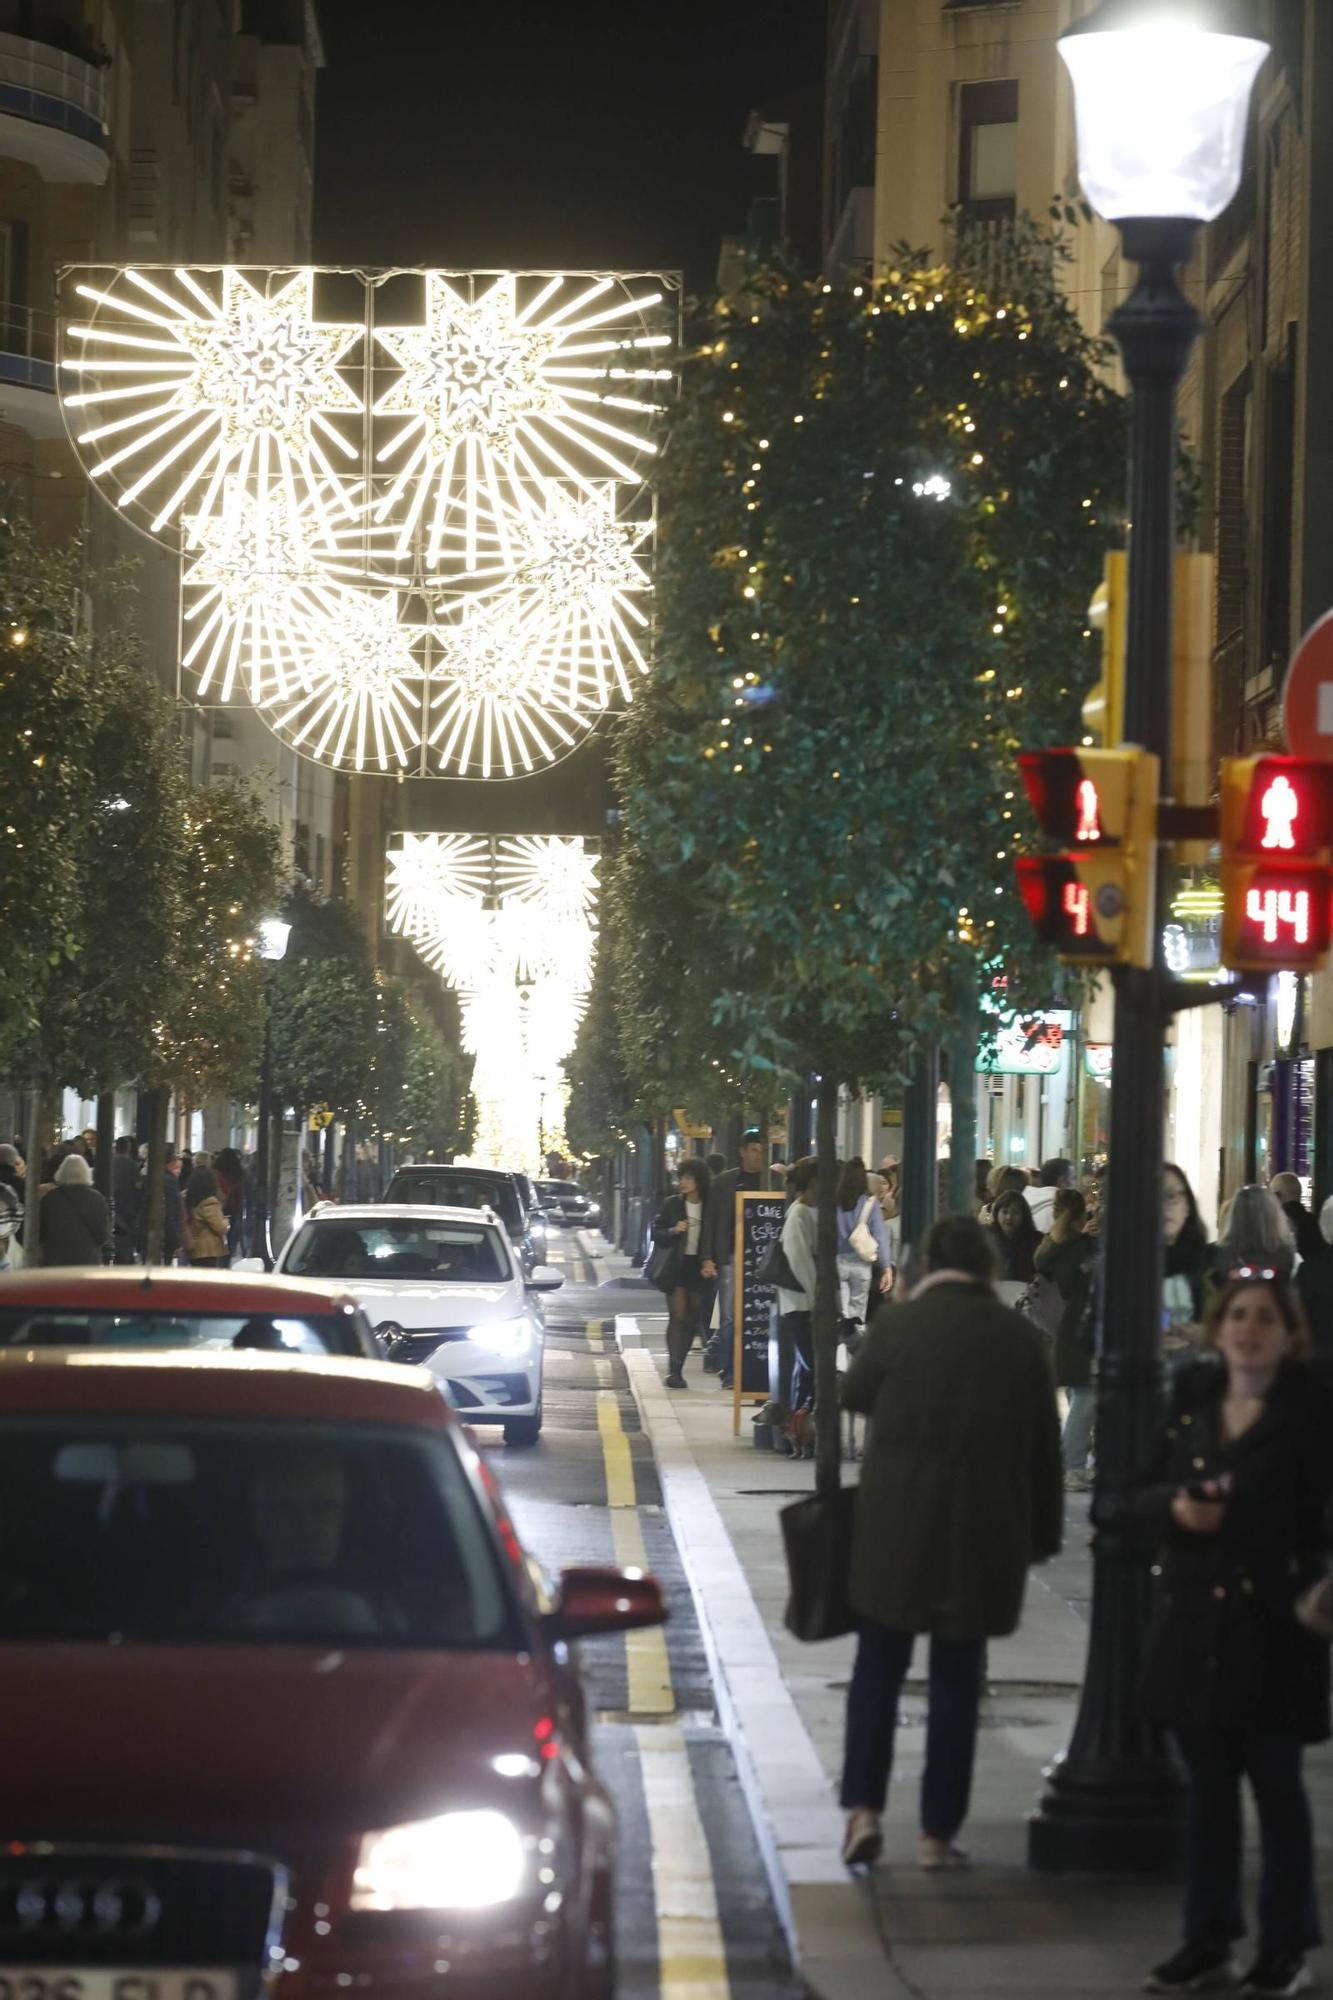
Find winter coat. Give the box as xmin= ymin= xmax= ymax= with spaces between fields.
xmin=1132 ymin=1359 xmax=1333 ymax=1742
xmin=1033 ymin=1231 xmax=1097 ymax=1388
xmin=699 ymin=1167 xmax=761 ymax=1270
xmin=37 ymin=1182 xmax=112 ymax=1266
xmin=776 ymin=1197 xmax=817 ymax=1317
xmin=111 ymin=1153 xmax=140 ymax=1242
xmin=1296 ymin=1244 xmax=1333 ymax=1359
xmin=1282 ymin=1198 xmax=1323 ymax=1268
xmin=182 ymin=1193 xmax=229 ymax=1262
xmin=842 ymin=1274 xmax=1064 ymax=1639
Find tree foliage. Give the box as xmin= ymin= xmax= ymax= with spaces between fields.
xmin=360 ymin=973 xmax=473 ymax=1157
xmin=269 ymin=883 xmax=379 ymax=1116
xmin=612 ymin=242 xmax=1127 ymax=1100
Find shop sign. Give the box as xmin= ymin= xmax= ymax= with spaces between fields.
xmin=1084 ymin=1043 xmax=1113 ymax=1082
xmin=976 ymin=1012 xmax=1070 ymax=1076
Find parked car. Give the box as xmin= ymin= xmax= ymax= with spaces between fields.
xmin=384 ymin=1165 xmax=541 ymax=1277
xmin=0 ymin=1266 xmax=380 ymax=1357
xmin=272 ymin=1204 xmax=560 ymax=1446
xmin=0 ymin=1350 xmax=664 ymax=2000
xmin=512 ymin=1172 xmax=549 ymax=1263
xmin=534 ymin=1180 xmax=599 ymax=1230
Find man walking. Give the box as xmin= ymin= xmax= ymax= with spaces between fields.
xmin=111 ymin=1135 xmax=140 ymax=1265
xmin=700 ymin=1128 xmax=765 ymax=1386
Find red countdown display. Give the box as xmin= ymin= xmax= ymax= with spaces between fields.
xmin=1015 ymin=748 xmax=1158 ymax=967
xmin=1220 ymin=758 xmax=1333 ymax=971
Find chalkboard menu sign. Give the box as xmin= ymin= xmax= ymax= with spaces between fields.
xmin=732 ymin=1191 xmax=786 ymax=1429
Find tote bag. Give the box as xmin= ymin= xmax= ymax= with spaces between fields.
xmin=779 ymin=1484 xmax=858 ymax=1641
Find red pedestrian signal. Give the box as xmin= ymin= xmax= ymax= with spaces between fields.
xmin=1015 ymin=748 xmax=1158 ymax=967
xmin=1219 ymin=757 xmax=1333 ymax=971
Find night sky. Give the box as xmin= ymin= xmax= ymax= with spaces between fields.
xmin=312 ymin=0 xmax=825 ymax=294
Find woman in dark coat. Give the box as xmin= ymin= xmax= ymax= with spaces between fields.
xmin=987 ymin=1188 xmax=1040 ymax=1283
xmin=648 ymin=1158 xmax=711 ymax=1389
xmin=837 ymin=1214 xmax=1063 ymax=1871
xmin=1034 ymin=1187 xmax=1098 ymax=1484
xmin=1135 ymin=1275 xmax=1332 ymax=1998
xmin=37 ymin=1154 xmax=112 ymax=1266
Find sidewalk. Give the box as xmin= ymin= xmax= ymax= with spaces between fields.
xmin=611 ymin=1304 xmax=1333 ymax=2000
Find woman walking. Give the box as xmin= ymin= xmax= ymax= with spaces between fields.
xmin=37 ymin=1153 xmax=112 ymax=1266
xmin=1035 ymin=1187 xmax=1098 ymax=1488
xmin=182 ymin=1154 xmax=230 ymax=1268
xmin=1214 ymin=1185 xmax=1297 ymax=1285
xmin=1139 ymin=1274 xmax=1332 ymax=1998
xmin=649 ymin=1158 xmax=712 ymax=1389
xmin=988 ymin=1188 xmax=1041 ymax=1285
xmin=838 ymin=1214 xmax=1062 ymax=1870
xmin=836 ymin=1157 xmax=893 ymax=1329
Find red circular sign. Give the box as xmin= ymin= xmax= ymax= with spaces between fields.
xmin=1282 ymin=610 xmax=1333 ymax=760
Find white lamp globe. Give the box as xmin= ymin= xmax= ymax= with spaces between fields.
xmin=257 ymin=916 xmax=292 ymax=962
xmin=1059 ymin=2 xmax=1269 ymax=224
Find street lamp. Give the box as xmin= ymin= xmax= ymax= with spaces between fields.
xmin=253 ymin=917 xmax=291 ymax=1268
xmin=1027 ymin=0 xmax=1267 ymax=1874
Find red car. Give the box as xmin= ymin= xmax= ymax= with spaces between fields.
xmin=0 ymin=1266 xmax=383 ymax=1358
xmin=0 ymin=1351 xmax=665 ymax=2000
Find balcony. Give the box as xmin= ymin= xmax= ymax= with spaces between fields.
xmin=0 ymin=30 xmax=109 ymax=184
xmin=0 ymin=304 xmax=65 ymax=438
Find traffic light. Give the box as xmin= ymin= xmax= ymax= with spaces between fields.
xmin=1015 ymin=747 xmax=1159 ymax=967
xmin=1219 ymin=756 xmax=1333 ymax=971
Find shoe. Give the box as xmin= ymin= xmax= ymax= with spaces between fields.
xmin=1240 ymin=1955 xmax=1311 ymax=1996
xmin=1144 ymin=1942 xmax=1239 ymax=1991
xmin=701 ymin=1353 xmax=720 ymax=1373
xmin=919 ymin=1837 xmax=969 ymax=1871
xmin=841 ymin=1809 xmax=882 ymax=1868
xmin=664 ymin=1372 xmax=687 ymax=1389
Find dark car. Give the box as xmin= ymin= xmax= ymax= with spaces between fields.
xmin=0 ymin=1266 xmax=380 ymax=1357
xmin=534 ymin=1180 xmax=599 ymax=1230
xmin=0 ymin=1350 xmax=665 ymax=2000
xmin=383 ymin=1167 xmax=541 ymax=1276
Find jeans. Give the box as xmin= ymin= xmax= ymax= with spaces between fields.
xmin=1176 ymin=1726 xmax=1322 ymax=1958
xmin=715 ymin=1259 xmax=735 ymax=1382
xmin=841 ymin=1619 xmax=985 ymax=1840
xmin=1061 ymin=1387 xmax=1096 ymax=1472
xmin=780 ymin=1309 xmax=814 ymax=1408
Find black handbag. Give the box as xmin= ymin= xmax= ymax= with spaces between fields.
xmin=757 ymin=1235 xmax=801 ymax=1291
xmin=645 ymin=1237 xmax=681 ymax=1292
xmin=779 ymin=1484 xmax=858 ymax=1641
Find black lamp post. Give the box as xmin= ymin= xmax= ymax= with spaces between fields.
xmin=251 ymin=916 xmax=291 ymax=1269
xmin=1027 ymin=0 xmax=1268 ymax=1873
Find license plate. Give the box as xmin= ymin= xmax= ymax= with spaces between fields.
xmin=0 ymin=1973 xmax=237 ymax=2000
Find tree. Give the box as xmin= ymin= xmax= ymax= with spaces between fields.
xmin=270 ymin=883 xmax=379 ymax=1120
xmin=360 ymin=974 xmax=473 ymax=1160
xmin=613 ymin=237 xmax=1127 ymax=1487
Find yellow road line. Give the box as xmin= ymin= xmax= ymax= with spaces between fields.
xmin=636 ymin=1721 xmax=732 ymax=2000
xmin=585 ymin=1316 xmax=605 ymax=1352
xmin=596 ymin=1387 xmax=674 ymax=1716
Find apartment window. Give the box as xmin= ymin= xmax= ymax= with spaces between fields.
xmin=958 ymin=80 xmax=1018 ymax=224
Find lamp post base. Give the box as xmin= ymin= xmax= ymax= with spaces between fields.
xmin=1027 ymin=1760 xmax=1184 ymax=1874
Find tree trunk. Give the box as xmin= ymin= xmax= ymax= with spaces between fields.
xmin=948 ymin=985 xmax=981 ymax=1214
xmin=900 ymin=1044 xmax=940 ymax=1279
xmin=23 ymin=1083 xmax=60 ymax=1263
xmin=143 ymin=1087 xmax=170 ymax=1265
xmin=322 ymin=1119 xmax=336 ymax=1196
xmin=338 ymin=1116 xmax=356 ymax=1201
xmin=813 ymin=1074 xmax=842 ymax=1498
xmin=94 ymin=1092 xmax=115 ymax=1200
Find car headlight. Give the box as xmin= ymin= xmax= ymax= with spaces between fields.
xmin=472 ymin=1315 xmax=535 ymax=1357
xmin=351 ymin=1810 xmax=527 ymax=1911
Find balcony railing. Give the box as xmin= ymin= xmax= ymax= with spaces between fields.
xmin=0 ymin=303 xmax=57 ymax=394
xmin=0 ymin=29 xmax=109 ymax=151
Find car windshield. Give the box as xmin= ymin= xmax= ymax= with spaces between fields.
xmin=285 ymin=1219 xmax=512 ymax=1283
xmin=538 ymin=1181 xmax=579 ymax=1199
xmin=0 ymin=1417 xmax=519 ymax=1650
xmin=388 ymin=1173 xmax=522 ymax=1233
xmin=0 ymin=1309 xmax=360 ymax=1356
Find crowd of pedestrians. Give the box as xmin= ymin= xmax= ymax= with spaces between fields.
xmin=0 ymin=1129 xmax=263 ymax=1267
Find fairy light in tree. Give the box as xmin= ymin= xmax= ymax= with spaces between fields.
xmin=262 ymin=588 xmax=423 ymax=773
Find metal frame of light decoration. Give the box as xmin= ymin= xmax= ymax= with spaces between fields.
xmin=385 ymin=831 xmax=599 ymax=1166
xmin=56 ymin=265 xmax=679 ymax=777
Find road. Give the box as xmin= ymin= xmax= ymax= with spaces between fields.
xmin=489 ymin=1230 xmax=800 ymax=2000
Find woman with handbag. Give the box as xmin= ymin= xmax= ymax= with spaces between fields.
xmin=1136 ymin=1274 xmax=1333 ymax=1998
xmin=836 ymin=1158 xmax=893 ymax=1327
xmin=648 ymin=1158 xmax=712 ymax=1389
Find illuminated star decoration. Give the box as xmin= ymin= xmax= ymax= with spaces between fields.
xmin=61 ymin=268 xmax=363 ymax=534
xmin=426 ymin=600 xmax=593 ymax=780
xmin=372 ymin=272 xmax=670 ymax=570
xmin=262 ymin=588 xmax=424 ymax=773
xmin=385 ymin=833 xmax=599 ymax=1168
xmin=512 ymin=485 xmax=652 ymax=709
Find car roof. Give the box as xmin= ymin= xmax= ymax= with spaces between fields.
xmin=389 ymin=1164 xmax=516 ymax=1182
xmin=0 ymin=1268 xmax=371 ymax=1318
xmin=0 ymin=1348 xmax=453 ymax=1426
xmin=300 ymin=1203 xmax=505 ymax=1229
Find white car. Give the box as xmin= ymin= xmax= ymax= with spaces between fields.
xmin=271 ymin=1203 xmax=561 ymax=1445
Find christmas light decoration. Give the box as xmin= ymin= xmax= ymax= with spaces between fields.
xmin=57 ymin=264 xmax=678 ymax=775
xmin=385 ymin=833 xmax=598 ymax=1168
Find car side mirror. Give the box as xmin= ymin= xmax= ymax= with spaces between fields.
xmin=233 ymin=1256 xmax=265 ymax=1273
xmin=546 ymin=1565 xmax=666 ymax=1641
xmin=526 ymin=1266 xmax=564 ymax=1292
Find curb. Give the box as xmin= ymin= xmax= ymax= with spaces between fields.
xmin=615 ymin=1316 xmax=898 ymax=1999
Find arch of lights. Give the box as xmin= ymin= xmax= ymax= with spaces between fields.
xmin=57 ymin=266 xmax=676 ymax=775
xmin=386 ymin=832 xmax=598 ymax=1166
